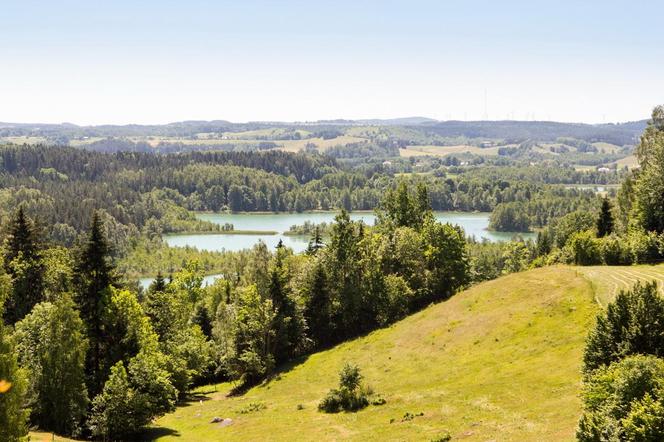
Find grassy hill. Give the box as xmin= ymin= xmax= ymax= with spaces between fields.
xmin=150 ymin=266 xmax=598 ymax=441
xmin=35 ymin=264 xmax=664 ymax=441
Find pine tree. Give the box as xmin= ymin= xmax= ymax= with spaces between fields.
xmin=3 ymin=206 xmax=46 ymax=324
xmin=596 ymin=197 xmax=614 ymax=238
xmin=306 ymin=226 xmax=324 ymax=255
xmin=192 ymin=304 xmax=213 ymax=339
xmin=304 ymin=260 xmax=332 ymax=348
xmin=268 ymin=246 xmax=303 ymax=363
xmin=149 ymin=271 xmax=167 ymax=293
xmin=74 ymin=211 xmax=117 ymax=396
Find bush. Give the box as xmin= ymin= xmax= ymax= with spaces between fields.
xmin=598 ymin=234 xmax=629 ymax=265
xmin=583 ymin=281 xmax=664 ymax=373
xmin=89 ymin=352 xmax=177 ymax=439
xmin=628 ymin=229 xmax=663 ymax=264
xmin=318 ymin=363 xmax=372 ymax=413
xmin=566 ymin=230 xmax=600 ymax=265
xmin=578 ymin=355 xmax=664 ymax=441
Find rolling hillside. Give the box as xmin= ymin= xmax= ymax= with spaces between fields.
xmin=34 ymin=264 xmax=664 ymax=441
xmin=151 ymin=266 xmax=598 ymax=441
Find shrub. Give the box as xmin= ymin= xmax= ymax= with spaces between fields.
xmin=89 ymin=352 xmax=177 ymax=439
xmin=598 ymin=234 xmax=629 ymax=265
xmin=577 ymin=355 xmax=664 ymax=441
xmin=318 ymin=363 xmax=373 ymax=413
xmin=566 ymin=230 xmax=600 ymax=265
xmin=583 ymin=281 xmax=664 ymax=373
xmin=628 ymin=229 xmax=662 ymax=264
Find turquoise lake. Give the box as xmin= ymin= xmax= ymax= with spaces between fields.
xmin=141 ymin=211 xmax=534 ymax=289
xmin=163 ymin=211 xmax=534 ymax=254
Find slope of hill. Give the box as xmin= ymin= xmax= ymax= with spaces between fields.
xmin=146 ymin=266 xmax=597 ymax=441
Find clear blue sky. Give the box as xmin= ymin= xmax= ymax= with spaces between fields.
xmin=1 ymin=0 xmax=662 ymax=124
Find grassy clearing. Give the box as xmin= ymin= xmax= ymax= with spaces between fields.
xmin=150 ymin=266 xmax=596 ymax=441
xmin=611 ymin=154 xmax=639 ymax=170
xmin=399 ymin=145 xmax=501 ymax=157
xmin=279 ymin=136 xmax=367 ymax=152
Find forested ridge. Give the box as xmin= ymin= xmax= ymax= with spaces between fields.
xmin=0 ymin=144 xmax=605 ymax=249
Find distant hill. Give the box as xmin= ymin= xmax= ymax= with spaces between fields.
xmin=0 ymin=118 xmax=647 ymax=150
xmin=422 ymin=120 xmax=647 ymax=146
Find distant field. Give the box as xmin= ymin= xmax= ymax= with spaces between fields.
xmin=399 ymin=144 xmax=501 ymax=157
xmin=611 ymin=154 xmax=639 ymax=169
xmin=1 ymin=136 xmax=49 ymax=144
xmin=592 ymin=142 xmax=622 ymax=154
xmin=278 ymin=135 xmax=367 ymax=152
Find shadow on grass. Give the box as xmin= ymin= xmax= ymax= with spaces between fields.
xmin=227 ymin=353 xmax=313 ymax=397
xmin=141 ymin=426 xmax=181 ymax=439
xmin=176 ymin=391 xmax=215 ymax=408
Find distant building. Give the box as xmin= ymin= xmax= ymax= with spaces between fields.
xmin=597 ymin=167 xmax=611 ymax=172
xmin=480 ymin=141 xmax=495 ymax=148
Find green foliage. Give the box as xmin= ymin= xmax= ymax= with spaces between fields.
xmin=302 ymin=259 xmax=332 ymax=348
xmin=3 ymin=206 xmax=46 ymax=325
xmin=596 ymin=197 xmax=614 ymax=237
xmin=634 ymin=106 xmax=664 ymax=233
xmin=567 ymin=230 xmax=601 ymax=265
xmin=89 ymin=356 xmax=177 ymax=439
xmin=0 ymin=296 xmax=29 ymax=442
xmin=550 ymin=210 xmax=597 ymax=248
xmin=501 ymin=240 xmax=532 ymax=273
xmin=578 ymin=355 xmax=664 ymax=441
xmin=74 ymin=212 xmax=117 ymax=395
xmin=583 ymin=282 xmax=664 ymax=373
xmin=318 ymin=363 xmax=371 ymax=413
xmin=379 ymin=181 xmax=433 ymax=230
xmin=489 ymin=202 xmax=531 ymax=232
xmin=227 ymin=285 xmax=277 ymax=385
xmin=14 ymin=296 xmax=88 ymax=436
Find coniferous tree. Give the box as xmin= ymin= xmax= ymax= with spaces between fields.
xmin=306 ymin=226 xmax=324 ymax=255
xmin=304 ymin=260 xmax=332 ymax=348
xmin=596 ymin=197 xmax=614 ymax=238
xmin=268 ymin=245 xmax=304 ymax=363
xmin=192 ymin=304 xmax=213 ymax=339
xmin=149 ymin=271 xmax=167 ymax=294
xmin=74 ymin=211 xmax=117 ymax=395
xmin=3 ymin=206 xmax=46 ymax=324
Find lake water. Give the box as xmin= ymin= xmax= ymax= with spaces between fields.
xmin=163 ymin=211 xmax=534 ymax=254
xmin=139 ymin=273 xmax=223 ymax=291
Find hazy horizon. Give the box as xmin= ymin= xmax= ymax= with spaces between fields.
xmin=2 ymin=0 xmax=663 ymax=125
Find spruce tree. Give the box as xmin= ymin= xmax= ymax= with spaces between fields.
xmin=596 ymin=197 xmax=614 ymax=238
xmin=306 ymin=226 xmax=324 ymax=255
xmin=304 ymin=260 xmax=332 ymax=348
xmin=268 ymin=246 xmax=303 ymax=363
xmin=3 ymin=206 xmax=46 ymax=324
xmin=74 ymin=211 xmax=117 ymax=395
xmin=192 ymin=304 xmax=213 ymax=339
xmin=149 ymin=271 xmax=167 ymax=293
